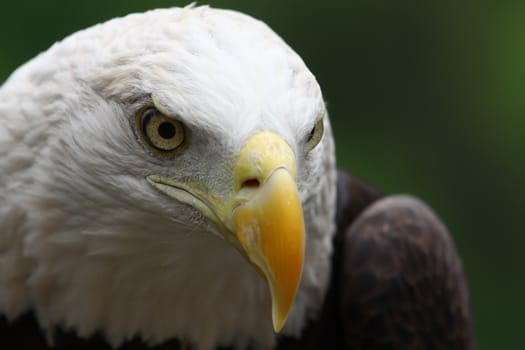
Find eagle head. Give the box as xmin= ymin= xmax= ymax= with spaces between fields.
xmin=0 ymin=6 xmax=337 ymax=350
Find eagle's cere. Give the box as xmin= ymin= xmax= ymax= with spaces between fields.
xmin=0 ymin=5 xmax=474 ymax=350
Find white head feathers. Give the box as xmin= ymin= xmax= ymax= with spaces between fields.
xmin=0 ymin=6 xmax=336 ymax=350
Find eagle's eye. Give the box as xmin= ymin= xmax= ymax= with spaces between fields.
xmin=305 ymin=118 xmax=324 ymax=151
xmin=136 ymin=107 xmax=185 ymax=154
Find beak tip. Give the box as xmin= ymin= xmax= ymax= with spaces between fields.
xmin=272 ymin=311 xmax=286 ymax=333
xmin=270 ymin=290 xmax=295 ymax=333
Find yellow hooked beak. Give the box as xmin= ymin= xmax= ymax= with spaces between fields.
xmin=231 ymin=131 xmax=305 ymax=332
xmin=147 ymin=131 xmax=305 ymax=332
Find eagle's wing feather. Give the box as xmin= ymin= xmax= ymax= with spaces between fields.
xmin=339 ymin=172 xmax=474 ymax=349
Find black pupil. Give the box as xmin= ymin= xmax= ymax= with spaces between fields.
xmin=158 ymin=122 xmax=176 ymax=139
xmin=307 ymin=126 xmax=316 ymax=142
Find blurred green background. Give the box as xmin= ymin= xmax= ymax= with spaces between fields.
xmin=1 ymin=1 xmax=523 ymax=348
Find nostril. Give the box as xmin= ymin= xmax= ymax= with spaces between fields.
xmin=241 ymin=178 xmax=261 ymax=189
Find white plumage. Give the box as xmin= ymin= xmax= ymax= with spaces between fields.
xmin=0 ymin=6 xmax=336 ymax=350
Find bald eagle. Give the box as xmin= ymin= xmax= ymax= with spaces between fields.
xmin=0 ymin=6 xmax=473 ymax=350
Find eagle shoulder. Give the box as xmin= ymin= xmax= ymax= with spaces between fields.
xmin=339 ymin=187 xmax=474 ymax=349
